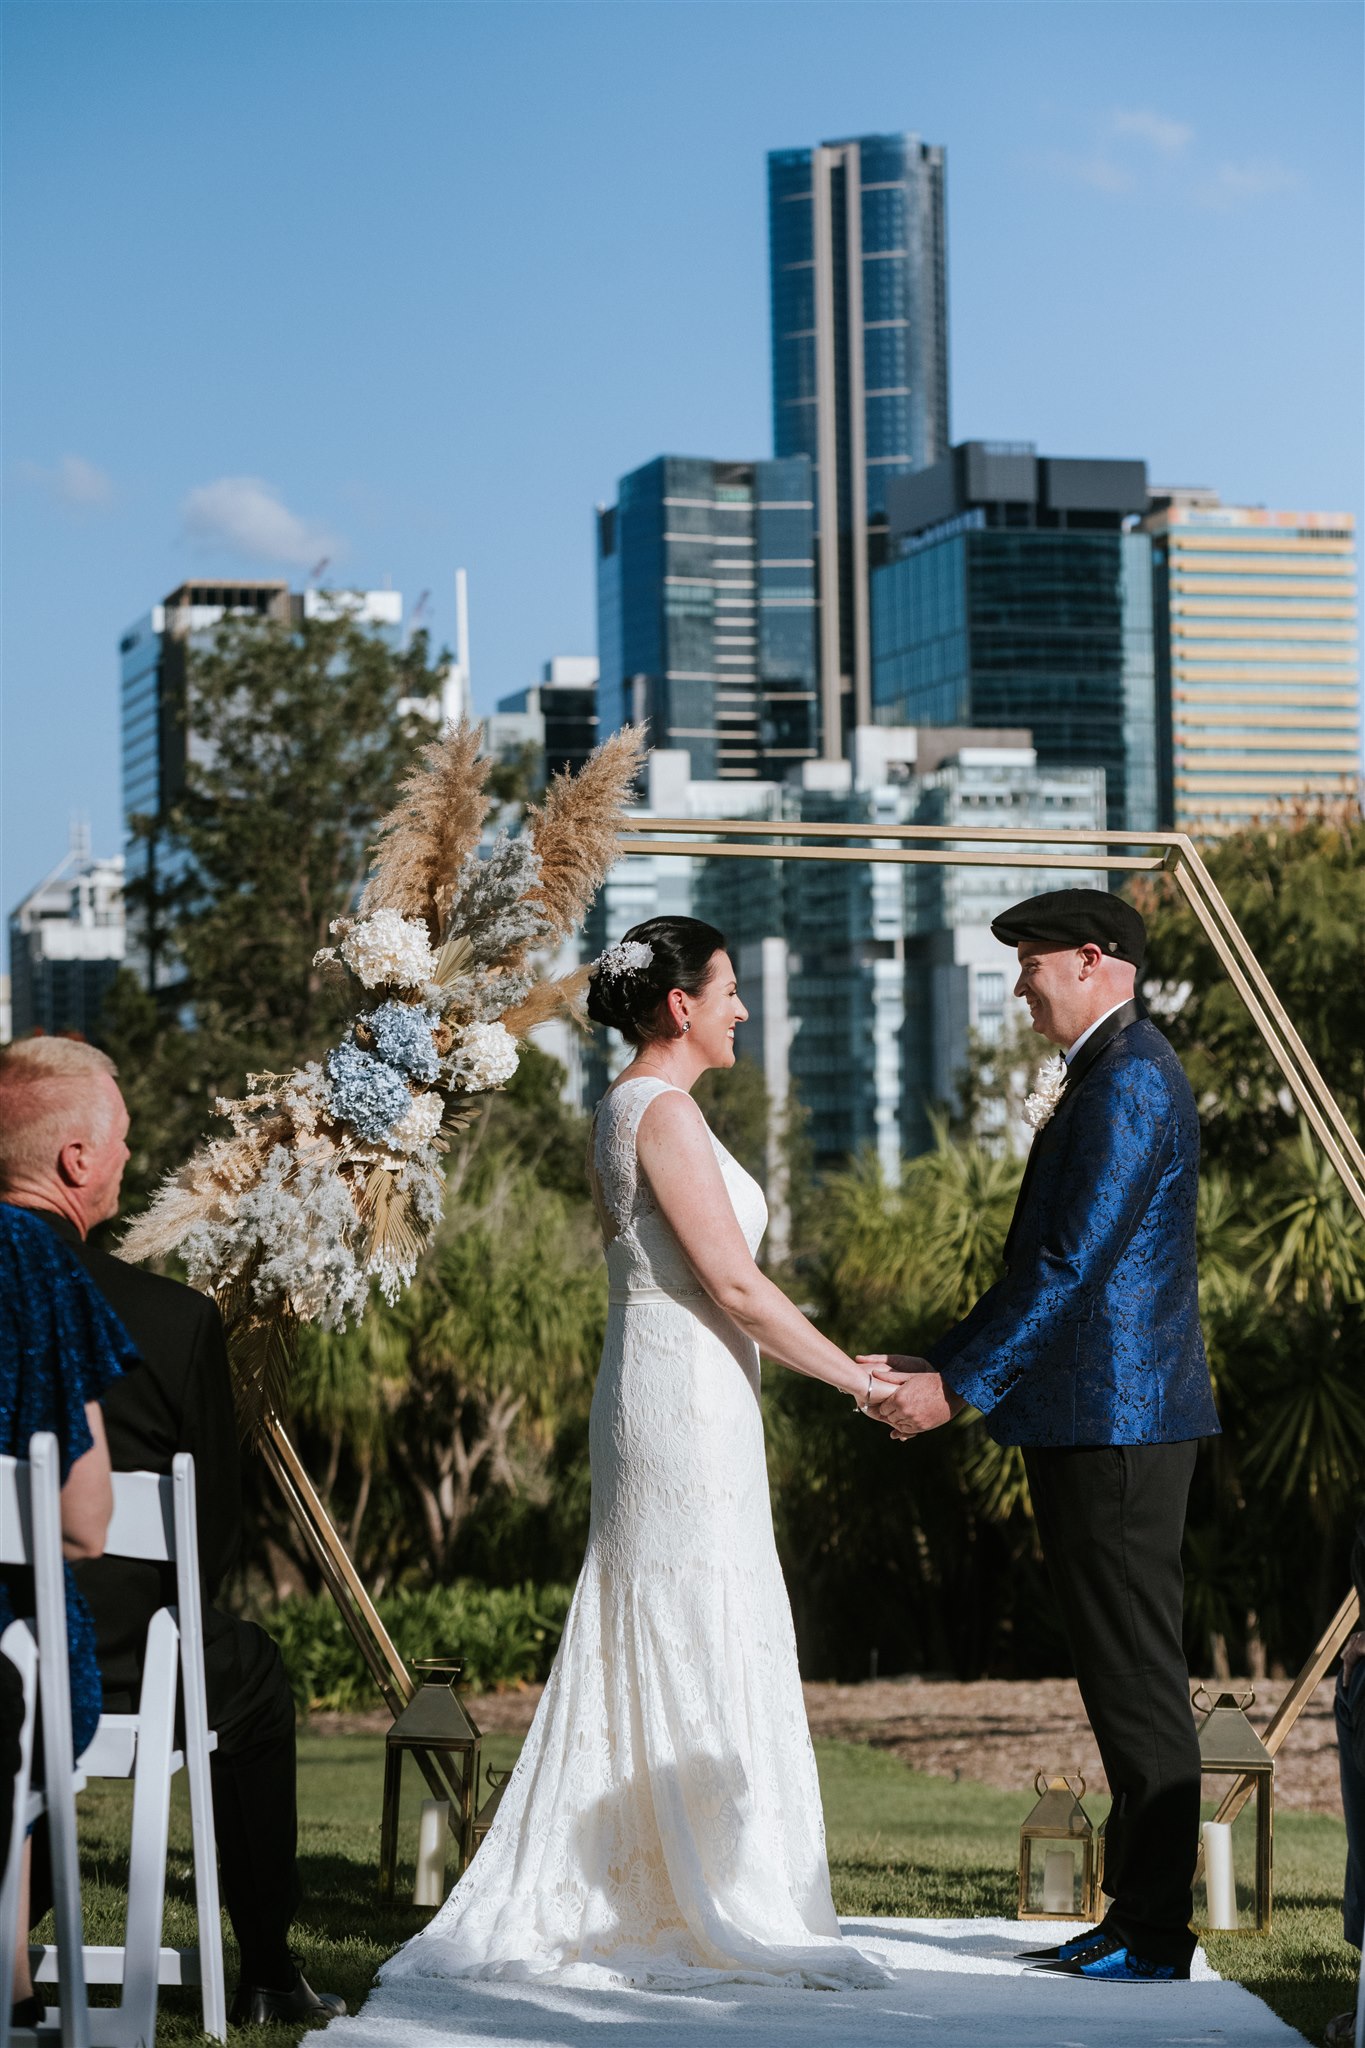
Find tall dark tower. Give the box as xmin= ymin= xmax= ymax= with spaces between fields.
xmin=769 ymin=133 xmax=949 ymax=756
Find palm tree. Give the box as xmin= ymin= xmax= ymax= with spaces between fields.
xmin=290 ymin=1143 xmax=605 ymax=1589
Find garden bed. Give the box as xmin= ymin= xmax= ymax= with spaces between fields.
xmin=311 ymin=1672 xmax=1347 ymax=1814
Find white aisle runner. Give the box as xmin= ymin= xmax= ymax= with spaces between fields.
xmin=325 ymin=1917 xmax=1310 ymax=2047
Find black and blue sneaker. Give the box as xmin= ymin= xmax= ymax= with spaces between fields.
xmin=1016 ymin=1925 xmax=1109 ymax=1964
xmin=1036 ymin=1934 xmax=1190 ymax=1982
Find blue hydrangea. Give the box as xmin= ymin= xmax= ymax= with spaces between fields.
xmin=324 ymin=1041 xmax=412 ymax=1141
xmin=367 ymin=1001 xmax=441 ymax=1083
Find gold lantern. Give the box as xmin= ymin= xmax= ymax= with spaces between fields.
xmin=1191 ymin=1687 xmax=1274 ymax=1934
xmin=472 ymin=1765 xmax=513 ymax=1854
xmin=1018 ymin=1770 xmax=1100 ymax=1921
xmin=380 ymin=1659 xmax=483 ymax=1901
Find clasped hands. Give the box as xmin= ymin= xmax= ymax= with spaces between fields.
xmin=856 ymin=1354 xmax=965 ymax=1442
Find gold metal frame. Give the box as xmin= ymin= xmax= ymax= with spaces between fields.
xmin=263 ymin=817 xmax=1362 ymax=1818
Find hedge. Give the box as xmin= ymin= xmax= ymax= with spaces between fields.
xmin=261 ymin=1580 xmax=574 ymax=1711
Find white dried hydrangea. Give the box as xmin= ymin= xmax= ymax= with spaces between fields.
xmin=447 ymin=1019 xmax=520 ymax=1093
xmin=332 ymin=909 xmax=438 ymax=991
xmin=390 ymin=1090 xmax=444 ymax=1152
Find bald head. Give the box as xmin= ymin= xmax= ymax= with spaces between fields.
xmin=0 ymin=1037 xmax=130 ymax=1236
xmin=1013 ymin=942 xmax=1137 ymax=1052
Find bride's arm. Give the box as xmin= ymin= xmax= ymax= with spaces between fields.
xmin=636 ymin=1092 xmax=900 ymax=1403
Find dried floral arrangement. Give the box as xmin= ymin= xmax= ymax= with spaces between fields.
xmin=122 ymin=721 xmax=644 ymax=1430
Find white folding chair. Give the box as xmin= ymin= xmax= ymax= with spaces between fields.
xmin=0 ymin=1620 xmax=39 ymax=2023
xmin=0 ymin=1433 xmax=91 ymax=2048
xmin=30 ymin=1454 xmax=226 ymax=2046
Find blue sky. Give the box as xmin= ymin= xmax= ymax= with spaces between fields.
xmin=4 ymin=0 xmax=1362 ymax=938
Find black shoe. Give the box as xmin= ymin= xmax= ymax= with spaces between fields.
xmin=10 ymin=1995 xmax=44 ymax=2029
xmin=1017 ymin=1924 xmax=1108 ymax=1963
xmin=229 ymin=1966 xmax=347 ymax=2025
xmin=1034 ymin=1933 xmax=1191 ymax=1982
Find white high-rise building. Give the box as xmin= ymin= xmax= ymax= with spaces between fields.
xmin=8 ymin=823 xmax=125 ymax=1041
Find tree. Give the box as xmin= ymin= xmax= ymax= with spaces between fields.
xmin=693 ymin=1054 xmax=770 ymax=1186
xmin=105 ymin=607 xmax=447 ymax=1207
xmin=484 ymin=741 xmax=544 ymax=814
xmin=282 ymin=1139 xmax=605 ymax=1594
xmin=1123 ymin=806 xmax=1365 ymax=1671
xmin=1133 ymin=800 xmax=1365 ymax=1171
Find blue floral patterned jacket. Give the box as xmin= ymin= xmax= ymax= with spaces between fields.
xmin=930 ymin=1003 xmax=1220 ymax=1448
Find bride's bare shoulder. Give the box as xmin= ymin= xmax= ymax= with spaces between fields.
xmin=636 ymin=1086 xmax=710 ymax=1149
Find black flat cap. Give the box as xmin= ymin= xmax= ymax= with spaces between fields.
xmin=991 ymin=887 xmax=1146 ymax=967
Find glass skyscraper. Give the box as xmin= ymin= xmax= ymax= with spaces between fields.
xmin=768 ymin=133 xmax=949 ymax=754
xmin=596 ymin=454 xmax=819 ymax=781
xmin=1143 ymin=493 xmax=1360 ymax=834
xmin=870 ymin=442 xmax=1159 ymax=833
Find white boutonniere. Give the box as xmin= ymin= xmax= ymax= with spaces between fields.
xmin=1023 ymin=1054 xmax=1069 ymax=1132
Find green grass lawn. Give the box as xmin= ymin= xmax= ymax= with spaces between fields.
xmin=41 ymin=1730 xmax=1357 ymax=2044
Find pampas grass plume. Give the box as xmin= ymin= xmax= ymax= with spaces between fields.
xmin=501 ymin=963 xmax=596 ymax=1039
xmin=521 ymin=725 xmax=645 ymax=952
xmin=361 ymin=721 xmax=491 ymax=937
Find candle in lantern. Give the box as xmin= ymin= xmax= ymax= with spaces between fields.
xmin=413 ymin=1797 xmax=450 ymax=1907
xmin=1202 ymin=1820 xmax=1238 ymax=1930
xmin=1041 ymin=1847 xmax=1076 ymax=1915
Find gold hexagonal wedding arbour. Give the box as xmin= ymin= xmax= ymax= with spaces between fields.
xmin=276 ymin=820 xmax=1364 ymax=1837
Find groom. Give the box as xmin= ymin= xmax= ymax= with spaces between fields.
xmin=864 ymin=888 xmax=1219 ymax=1983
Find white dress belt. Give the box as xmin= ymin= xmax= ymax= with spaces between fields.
xmin=608 ymin=1286 xmax=705 ymax=1305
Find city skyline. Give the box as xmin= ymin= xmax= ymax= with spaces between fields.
xmin=4 ymin=2 xmax=1362 ymax=935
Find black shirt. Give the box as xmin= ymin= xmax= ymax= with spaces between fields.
xmin=27 ymin=1209 xmax=241 ymax=1696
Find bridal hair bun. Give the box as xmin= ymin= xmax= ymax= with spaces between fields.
xmin=586 ymin=916 xmax=727 ymax=1045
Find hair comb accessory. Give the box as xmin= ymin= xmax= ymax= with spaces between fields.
xmin=593 ymin=939 xmax=655 ymax=981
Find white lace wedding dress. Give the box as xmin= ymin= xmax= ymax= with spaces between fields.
xmin=380 ymin=1074 xmax=885 ymax=1993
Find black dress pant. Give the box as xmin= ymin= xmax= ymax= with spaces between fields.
xmin=32 ymin=1615 xmax=300 ymax=1990
xmin=199 ymin=1620 xmax=301 ymax=1988
xmin=1024 ymin=1439 xmax=1201 ymax=1963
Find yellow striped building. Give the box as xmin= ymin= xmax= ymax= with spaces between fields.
xmin=1143 ymin=494 xmax=1360 ymax=836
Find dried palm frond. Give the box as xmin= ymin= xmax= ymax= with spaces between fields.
xmin=358 ymin=1162 xmax=425 ymax=1273
xmin=429 ymin=932 xmax=475 ymax=994
xmin=360 ymin=721 xmax=491 ymax=936
xmin=501 ymin=963 xmax=595 ymax=1039
xmin=517 ymin=726 xmax=645 ymax=953
xmin=226 ymin=1298 xmax=300 ymax=1438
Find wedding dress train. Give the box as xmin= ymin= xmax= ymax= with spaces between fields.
xmin=380 ymin=1074 xmax=885 ymax=1992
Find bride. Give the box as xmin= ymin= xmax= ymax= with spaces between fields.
xmin=381 ymin=916 xmax=903 ymax=1993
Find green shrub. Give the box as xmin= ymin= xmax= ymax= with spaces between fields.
xmin=262 ymin=1580 xmax=574 ymax=1711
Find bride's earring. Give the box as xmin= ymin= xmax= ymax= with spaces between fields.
xmin=682 ymin=1020 xmax=691 ymax=1033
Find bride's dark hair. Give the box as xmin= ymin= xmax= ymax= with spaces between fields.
xmin=586 ymin=916 xmax=728 ymax=1047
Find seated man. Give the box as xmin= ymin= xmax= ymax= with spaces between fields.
xmin=0 ymin=1037 xmax=344 ymax=2027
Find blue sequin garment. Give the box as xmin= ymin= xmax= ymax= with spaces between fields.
xmin=0 ymin=1204 xmax=138 ymax=1755
xmin=932 ymin=1019 xmax=1220 ymax=1448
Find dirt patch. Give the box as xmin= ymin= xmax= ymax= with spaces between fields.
xmin=797 ymin=1675 xmax=1344 ymax=1816
xmin=308 ymin=1674 xmax=1345 ymax=1815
